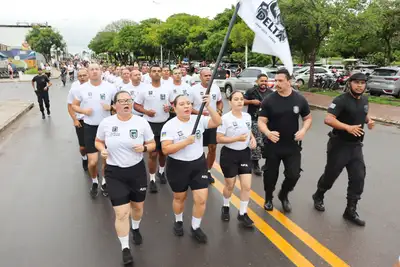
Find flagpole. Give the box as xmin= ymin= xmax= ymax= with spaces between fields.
xmin=191 ymin=2 xmax=241 ymax=134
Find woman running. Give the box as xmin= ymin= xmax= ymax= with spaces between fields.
xmin=217 ymin=91 xmax=257 ymax=228
xmin=161 ymin=94 xmax=221 ymax=243
xmin=95 ymin=90 xmax=156 ymax=265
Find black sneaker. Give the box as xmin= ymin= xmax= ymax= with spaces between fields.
xmin=221 ymin=206 xmax=230 ymax=221
xmin=207 ymin=172 xmax=215 ymax=184
xmin=130 ymin=228 xmax=143 ymax=245
xmin=47 ymin=110 xmax=51 ymax=116
xmin=191 ymin=227 xmax=208 ymax=243
xmin=101 ymin=183 xmax=108 ymax=197
xmin=158 ymin=172 xmax=167 ymax=184
xmin=82 ymin=159 xmax=88 ymax=171
xmin=122 ymin=248 xmax=133 ymax=265
xmin=264 ymin=199 xmax=274 ymax=211
xmin=173 ymin=221 xmax=184 ymax=236
xmin=41 ymin=113 xmax=45 ymax=119
xmin=90 ymin=183 xmax=99 ymax=198
xmin=312 ymin=193 xmax=325 ymax=212
xmin=343 ymin=208 xmax=366 ymax=227
xmin=278 ymin=190 xmax=292 ymax=213
xmin=237 ymin=213 xmax=254 ymax=228
xmin=149 ymin=180 xmax=158 ymax=193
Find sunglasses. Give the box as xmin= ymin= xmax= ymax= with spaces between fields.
xmin=117 ymin=99 xmax=133 ymax=104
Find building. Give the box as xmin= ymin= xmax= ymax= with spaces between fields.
xmin=0 ymin=43 xmax=8 ymax=51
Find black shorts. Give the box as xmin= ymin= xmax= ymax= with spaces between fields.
xmin=149 ymin=122 xmax=166 ymax=152
xmin=166 ymin=154 xmax=209 ymax=193
xmin=220 ymin=146 xmax=252 ymax=178
xmin=105 ymin=161 xmax=148 ymax=206
xmin=203 ymin=128 xmax=217 ymax=146
xmin=75 ymin=120 xmax=85 ymax=147
xmin=83 ymin=123 xmax=98 ymax=154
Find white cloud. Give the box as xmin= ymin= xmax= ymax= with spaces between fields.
xmin=0 ymin=0 xmax=237 ymax=53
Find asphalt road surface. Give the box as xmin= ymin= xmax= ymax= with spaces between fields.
xmin=0 ymin=79 xmax=399 ymax=267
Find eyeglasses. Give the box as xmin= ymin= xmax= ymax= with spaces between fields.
xmin=117 ymin=99 xmax=133 ymax=104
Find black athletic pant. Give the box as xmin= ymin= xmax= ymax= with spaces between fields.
xmin=317 ymin=137 xmax=365 ymax=201
xmin=35 ymin=91 xmax=50 ymax=113
xmin=263 ymin=143 xmax=302 ymax=200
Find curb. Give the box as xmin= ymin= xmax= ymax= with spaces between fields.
xmin=309 ymin=104 xmax=400 ymax=126
xmin=0 ymin=102 xmax=34 ymax=133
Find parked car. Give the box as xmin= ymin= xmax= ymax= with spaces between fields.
xmin=351 ymin=65 xmax=378 ymax=76
xmin=294 ymin=67 xmax=331 ymax=86
xmin=222 ymin=67 xmax=277 ymax=98
xmin=367 ymin=67 xmax=400 ymax=97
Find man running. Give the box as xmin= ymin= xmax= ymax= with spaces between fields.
xmin=125 ymin=70 xmax=145 ymax=116
xmin=115 ymin=68 xmax=131 ymax=91
xmin=134 ymin=65 xmax=171 ymax=193
xmin=67 ymin=68 xmax=89 ymax=170
xmin=32 ymin=68 xmax=52 ymax=119
xmin=192 ymin=68 xmax=223 ymax=184
xmin=72 ymin=64 xmax=117 ymax=198
xmin=161 ymin=66 xmax=173 ymax=86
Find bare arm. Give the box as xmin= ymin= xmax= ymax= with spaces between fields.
xmin=162 ymin=139 xmax=192 ymax=155
xmin=301 ymin=114 xmax=312 ymax=132
xmin=206 ymin=105 xmax=222 ymax=128
xmin=95 ymin=138 xmax=106 ymax=152
xmin=31 ymin=81 xmax=35 ymax=90
xmin=216 ymin=133 xmax=240 ymax=144
xmin=324 ymin=113 xmax=350 ymax=131
xmin=67 ymin=104 xmax=78 ymax=121
xmin=134 ymin=103 xmax=148 ymax=115
xmin=71 ymin=98 xmax=87 ymax=114
xmin=257 ymin=116 xmax=270 ymax=136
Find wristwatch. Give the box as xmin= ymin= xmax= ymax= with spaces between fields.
xmin=143 ymin=145 xmax=148 ymax=152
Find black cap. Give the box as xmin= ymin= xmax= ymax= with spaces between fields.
xmin=349 ymin=72 xmax=367 ymax=82
xmin=38 ymin=67 xmax=42 ymax=71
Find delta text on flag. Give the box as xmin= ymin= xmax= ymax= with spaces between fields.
xmin=238 ymin=0 xmax=293 ymax=74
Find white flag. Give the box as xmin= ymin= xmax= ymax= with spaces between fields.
xmin=238 ymin=0 xmax=293 ymax=74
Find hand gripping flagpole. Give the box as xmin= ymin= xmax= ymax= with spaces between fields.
xmin=191 ymin=1 xmax=241 ymax=134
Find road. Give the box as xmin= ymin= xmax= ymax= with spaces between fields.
xmin=0 ymin=80 xmax=399 ymax=267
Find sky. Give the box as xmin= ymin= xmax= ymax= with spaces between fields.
xmin=0 ymin=0 xmax=237 ymax=54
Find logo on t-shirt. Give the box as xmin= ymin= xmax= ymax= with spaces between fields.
xmin=183 ymin=90 xmax=187 ymax=95
xmin=246 ymin=121 xmax=251 ymax=129
xmin=233 ymin=122 xmax=238 ymax=127
xmin=112 ymin=126 xmax=118 ymax=132
xmin=160 ymin=94 xmax=166 ymax=100
xmin=200 ymin=91 xmax=204 ymax=96
xmin=178 ymin=131 xmax=184 ymax=136
xmin=293 ymin=106 xmax=299 ymax=114
xmin=129 ymin=129 xmax=138 ymax=139
xmin=148 ymin=91 xmax=153 ymax=96
xmin=161 ymin=132 xmax=167 ymax=138
xmin=364 ymin=105 xmax=369 ymax=113
xmin=195 ymin=130 xmax=201 ymax=139
xmin=173 ymin=89 xmax=177 ymax=93
xmin=88 ymin=92 xmax=92 ymax=97
xmin=212 ymin=94 xmax=216 ymax=100
xmin=100 ymin=93 xmax=106 ymax=100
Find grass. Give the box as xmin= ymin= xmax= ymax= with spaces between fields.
xmin=300 ymin=87 xmax=400 ymax=107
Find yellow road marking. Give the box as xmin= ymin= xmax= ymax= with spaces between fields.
xmin=213 ymin=162 xmax=350 ymax=267
xmin=212 ymin=177 xmax=315 ymax=267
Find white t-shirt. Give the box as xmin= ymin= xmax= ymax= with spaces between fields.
xmin=68 ymin=65 xmax=74 ymax=72
xmin=75 ymin=81 xmax=117 ymax=126
xmin=168 ymin=83 xmax=193 ymax=103
xmin=67 ymin=81 xmax=85 ymax=120
xmin=192 ymin=83 xmax=222 ymax=111
xmin=124 ymin=83 xmax=146 ymax=116
xmin=114 ymin=76 xmax=123 ymax=85
xmin=115 ymin=80 xmax=132 ymax=91
xmin=182 ymin=75 xmax=192 ymax=85
xmin=217 ymin=111 xmax=252 ymax=150
xmin=161 ymin=77 xmax=173 ymax=86
xmin=161 ymin=115 xmax=210 ymax=161
xmin=96 ymin=115 xmax=154 ymax=167
xmin=134 ymin=84 xmax=171 ymax=123
xmin=141 ymin=73 xmax=151 ymax=84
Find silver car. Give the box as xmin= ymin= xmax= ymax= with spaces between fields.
xmin=367 ymin=67 xmax=400 ymax=98
xmin=223 ymin=67 xmax=277 ymax=98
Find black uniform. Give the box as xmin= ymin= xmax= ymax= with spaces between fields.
xmin=244 ymin=86 xmax=273 ymax=162
xmin=32 ymin=74 xmax=51 ymax=115
xmin=316 ymin=92 xmax=368 ymax=201
xmin=259 ymin=90 xmax=310 ymax=202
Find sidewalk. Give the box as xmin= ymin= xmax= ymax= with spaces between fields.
xmin=0 ymin=67 xmax=61 ymax=83
xmin=303 ymin=92 xmax=400 ymax=125
xmin=0 ymin=100 xmax=34 ymax=133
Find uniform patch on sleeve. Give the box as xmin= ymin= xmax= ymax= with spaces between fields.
xmin=329 ymin=103 xmax=336 ymax=109
xmin=161 ymin=132 xmax=167 ymax=137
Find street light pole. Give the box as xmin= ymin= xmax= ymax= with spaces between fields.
xmin=153 ymin=1 xmax=164 ymax=66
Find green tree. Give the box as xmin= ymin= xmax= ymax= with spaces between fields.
xmin=104 ymin=19 xmax=137 ymax=32
xmin=88 ymin=31 xmax=118 ymax=62
xmin=26 ymin=27 xmax=65 ymax=62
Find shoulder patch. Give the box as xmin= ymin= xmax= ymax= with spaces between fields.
xmin=161 ymin=132 xmax=167 ymax=137
xmin=329 ymin=103 xmax=336 ymax=109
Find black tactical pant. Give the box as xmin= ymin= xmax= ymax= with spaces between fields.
xmin=317 ymin=137 xmax=366 ymax=201
xmin=35 ymin=90 xmax=50 ymax=113
xmin=263 ymin=143 xmax=302 ymax=200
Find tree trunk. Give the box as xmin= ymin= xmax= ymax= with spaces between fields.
xmin=308 ymin=47 xmax=317 ymax=89
xmin=385 ymin=37 xmax=392 ymax=64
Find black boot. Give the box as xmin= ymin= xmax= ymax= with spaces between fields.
xmin=278 ymin=190 xmax=292 ymax=213
xmin=41 ymin=112 xmax=45 ymax=119
xmin=312 ymin=190 xmax=325 ymax=212
xmin=343 ymin=200 xmax=365 ymax=227
xmin=252 ymin=160 xmax=262 ymax=176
